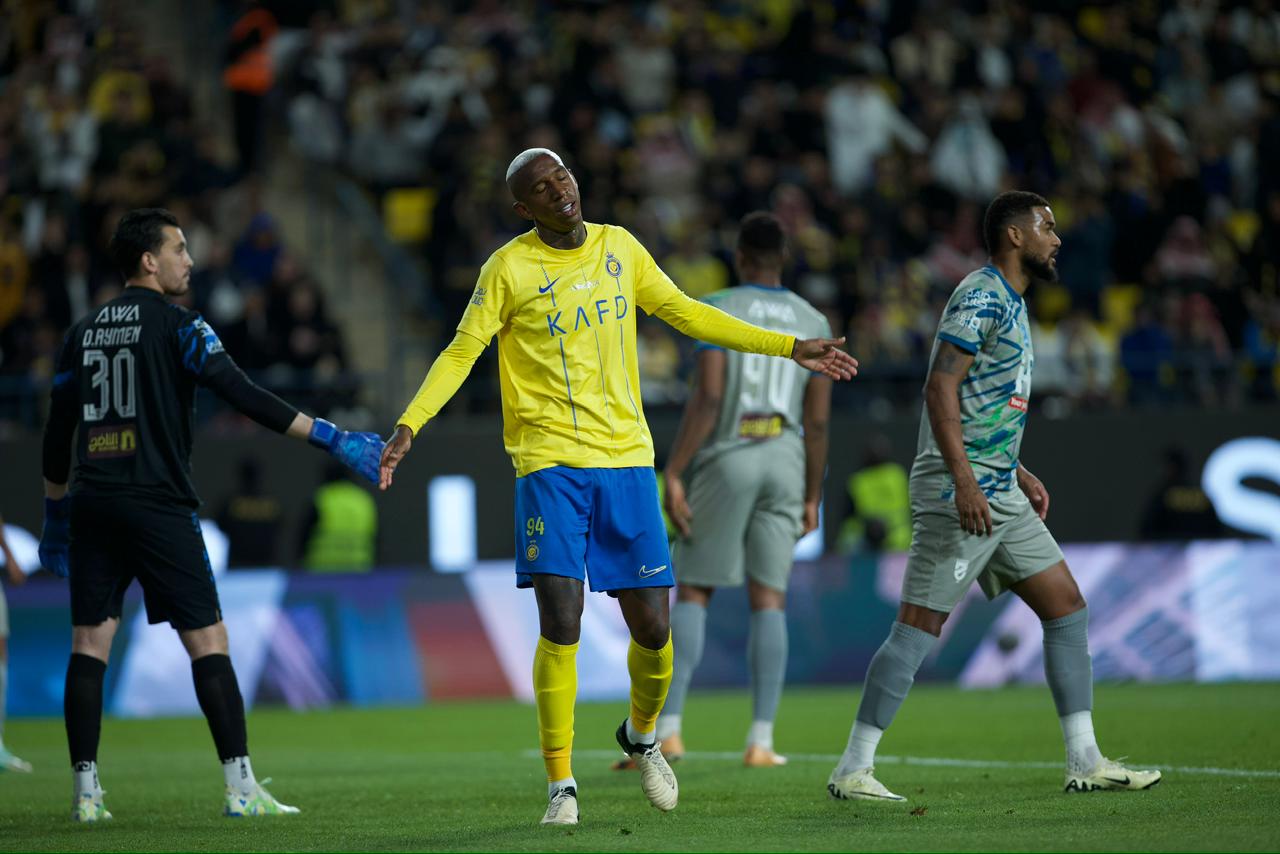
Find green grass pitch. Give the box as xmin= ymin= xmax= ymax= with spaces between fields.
xmin=1 ymin=682 xmax=1277 ymax=851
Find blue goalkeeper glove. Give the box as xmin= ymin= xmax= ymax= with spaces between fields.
xmin=308 ymin=418 xmax=385 ymax=486
xmin=39 ymin=496 xmax=71 ymax=579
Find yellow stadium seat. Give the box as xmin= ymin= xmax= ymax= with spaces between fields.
xmin=1100 ymin=283 xmax=1143 ymax=334
xmin=383 ymin=188 xmax=437 ymax=243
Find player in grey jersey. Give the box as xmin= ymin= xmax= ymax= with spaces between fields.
xmin=828 ymin=192 xmax=1161 ymax=803
xmin=616 ymin=212 xmax=833 ymax=770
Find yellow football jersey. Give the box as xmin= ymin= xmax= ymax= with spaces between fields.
xmin=399 ymin=223 xmax=793 ymax=476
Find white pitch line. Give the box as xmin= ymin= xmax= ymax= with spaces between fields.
xmin=538 ymin=749 xmax=1280 ymax=780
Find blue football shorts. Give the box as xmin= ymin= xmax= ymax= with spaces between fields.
xmin=514 ymin=466 xmax=674 ymax=593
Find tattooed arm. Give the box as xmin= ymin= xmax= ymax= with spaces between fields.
xmin=924 ymin=341 xmax=991 ymax=535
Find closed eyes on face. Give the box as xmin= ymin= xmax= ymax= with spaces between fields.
xmin=532 ymin=169 xmax=569 ymax=196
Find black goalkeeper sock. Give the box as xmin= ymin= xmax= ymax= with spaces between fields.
xmin=65 ymin=653 xmax=107 ymax=767
xmin=192 ymin=654 xmax=248 ymax=761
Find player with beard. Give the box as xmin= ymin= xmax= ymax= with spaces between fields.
xmin=826 ymin=192 xmax=1162 ymax=803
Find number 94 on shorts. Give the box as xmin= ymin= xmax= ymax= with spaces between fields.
xmin=513 ymin=466 xmax=674 ymax=593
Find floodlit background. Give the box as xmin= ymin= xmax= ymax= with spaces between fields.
xmin=1 ymin=0 xmax=1279 ymax=714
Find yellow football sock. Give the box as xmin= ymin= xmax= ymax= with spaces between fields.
xmin=533 ymin=636 xmax=578 ymax=782
xmin=627 ymin=633 xmax=673 ymax=736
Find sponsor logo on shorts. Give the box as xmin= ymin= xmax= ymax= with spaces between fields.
xmin=638 ymin=564 xmax=666 ymax=578
xmin=738 ymin=413 xmax=783 ymax=439
xmin=1008 ymin=395 xmax=1028 ymax=411
xmin=953 ymin=558 xmax=970 ymax=582
xmin=86 ymin=424 xmax=138 ymax=458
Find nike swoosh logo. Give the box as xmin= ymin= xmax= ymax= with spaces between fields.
xmin=1103 ymin=776 xmax=1131 ymax=786
xmin=638 ymin=565 xmax=667 ymax=578
xmin=539 ymin=275 xmax=562 ymax=294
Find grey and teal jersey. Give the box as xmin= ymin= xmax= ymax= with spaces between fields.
xmin=693 ymin=284 xmax=831 ymax=464
xmin=913 ymin=265 xmax=1032 ymax=498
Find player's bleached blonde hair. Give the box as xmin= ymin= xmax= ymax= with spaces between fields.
xmin=505 ymin=148 xmax=565 ymax=184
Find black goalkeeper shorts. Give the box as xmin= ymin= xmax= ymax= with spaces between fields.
xmin=69 ymin=493 xmax=222 ymax=631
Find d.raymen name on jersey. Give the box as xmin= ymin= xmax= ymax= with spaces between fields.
xmin=85 ymin=304 xmax=143 ymax=347
xmin=546 ymin=294 xmax=629 ymax=337
xmin=83 ymin=325 xmax=142 ymax=347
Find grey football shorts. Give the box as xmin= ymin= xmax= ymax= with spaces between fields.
xmin=671 ymin=438 xmax=805 ymax=592
xmin=901 ymin=479 xmax=1065 ymax=613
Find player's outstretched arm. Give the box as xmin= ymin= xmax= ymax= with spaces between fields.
xmin=792 ymin=337 xmax=859 ymax=381
xmin=925 ymin=341 xmax=990 ymax=536
xmin=178 ymin=314 xmax=386 ymax=484
xmin=198 ymin=361 xmax=385 ymax=485
xmin=378 ymin=330 xmax=488 ymax=492
xmin=650 ymin=289 xmax=859 ymax=380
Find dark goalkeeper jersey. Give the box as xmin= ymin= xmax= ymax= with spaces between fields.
xmin=42 ymin=287 xmax=296 ymax=508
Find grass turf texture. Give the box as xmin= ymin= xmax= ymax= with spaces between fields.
xmin=1 ymin=683 xmax=1277 ymax=852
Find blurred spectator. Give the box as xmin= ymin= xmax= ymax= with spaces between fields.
xmin=1242 ymin=292 xmax=1280 ymax=401
xmin=24 ymin=86 xmax=97 ymax=195
xmin=216 ymin=457 xmax=284 ymax=567
xmin=663 ymin=231 xmax=727 ymax=300
xmin=3 ymin=0 xmax=1279 ymax=430
xmin=281 ymin=279 xmax=347 ymax=376
xmin=299 ymin=462 xmax=377 ymax=573
xmin=0 ymin=220 xmax=29 ymax=332
xmin=1175 ymin=292 xmax=1234 ymax=405
xmin=825 ymin=68 xmax=927 ymax=196
xmin=232 ymin=212 xmax=283 ymax=286
xmin=223 ymin=1 xmax=277 ymax=175
xmin=266 ymin=0 xmax=1280 ymax=418
xmin=1055 ymin=193 xmax=1115 ymax=315
xmin=28 ymin=213 xmax=73 ymax=329
xmin=930 ymin=93 xmax=1008 ymax=202
xmin=1120 ymin=301 xmax=1176 ymax=404
xmin=0 ymin=1 xmax=362 ymax=433
xmin=1155 ymin=216 xmax=1216 ymax=286
xmin=1138 ymin=447 xmax=1225 ymax=540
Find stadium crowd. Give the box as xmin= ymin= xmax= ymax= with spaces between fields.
xmin=0 ymin=1 xmax=352 ymax=431
xmin=3 ymin=1 xmax=1280 ymax=424
xmin=275 ymin=0 xmax=1280 ymax=412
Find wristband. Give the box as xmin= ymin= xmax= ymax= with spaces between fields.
xmin=308 ymin=418 xmax=339 ymax=450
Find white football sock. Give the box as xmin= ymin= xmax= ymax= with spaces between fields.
xmin=1060 ymin=711 xmax=1103 ymax=775
xmin=747 ymin=720 xmax=774 ymax=751
xmin=834 ymin=722 xmax=883 ymax=777
xmin=548 ymin=776 xmax=577 ymax=797
xmin=656 ymin=714 xmax=681 ymax=742
xmin=222 ymin=755 xmax=257 ymax=793
xmin=73 ymin=760 xmax=100 ymax=795
xmin=626 ymin=718 xmax=655 ymax=747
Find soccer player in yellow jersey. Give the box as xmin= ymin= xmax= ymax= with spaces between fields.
xmin=378 ymin=149 xmax=858 ymax=826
